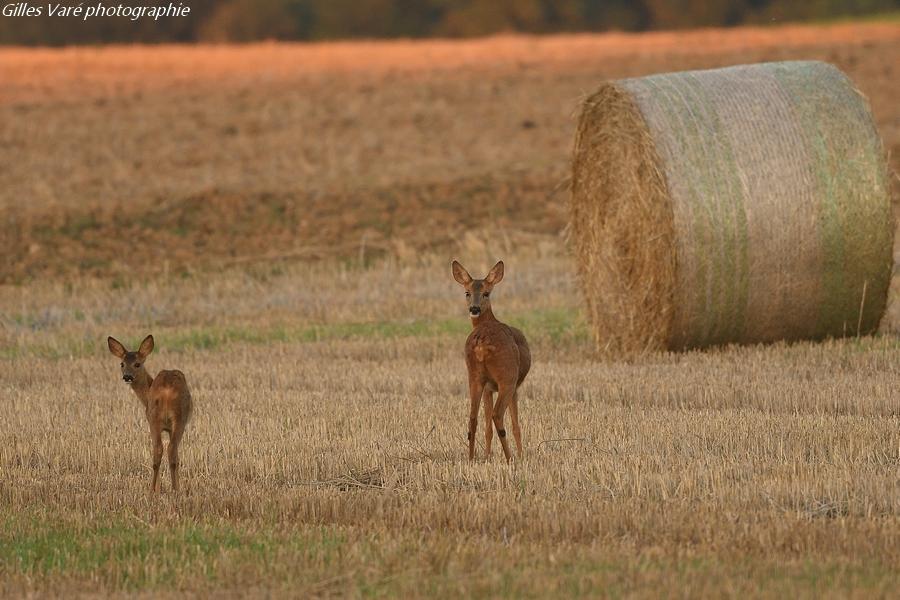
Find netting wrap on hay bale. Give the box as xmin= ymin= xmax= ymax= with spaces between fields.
xmin=570 ymin=61 xmax=893 ymax=354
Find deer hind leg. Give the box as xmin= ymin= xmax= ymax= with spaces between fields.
xmin=150 ymin=430 xmax=163 ymax=494
xmin=492 ymin=383 xmax=515 ymax=463
xmin=510 ymin=390 xmax=523 ymax=457
xmin=467 ymin=379 xmax=484 ymax=461
xmin=168 ymin=425 xmax=184 ymax=493
xmin=482 ymin=388 xmax=494 ymax=459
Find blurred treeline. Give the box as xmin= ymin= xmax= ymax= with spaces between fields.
xmin=1 ymin=0 xmax=897 ymax=45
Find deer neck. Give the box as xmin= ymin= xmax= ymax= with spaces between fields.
xmin=129 ymin=370 xmax=154 ymax=408
xmin=470 ymin=306 xmax=498 ymax=328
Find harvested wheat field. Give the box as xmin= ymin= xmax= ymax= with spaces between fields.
xmin=1 ymin=20 xmax=899 ymax=598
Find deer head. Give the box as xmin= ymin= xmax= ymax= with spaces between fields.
xmin=451 ymin=260 xmax=504 ymax=317
xmin=107 ymin=334 xmax=154 ymax=385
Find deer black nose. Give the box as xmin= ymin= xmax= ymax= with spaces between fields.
xmin=469 ymin=306 xmax=481 ymax=315
xmin=123 ymin=375 xmax=133 ymax=383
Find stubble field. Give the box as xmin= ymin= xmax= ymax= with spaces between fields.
xmin=1 ymin=21 xmax=899 ymax=597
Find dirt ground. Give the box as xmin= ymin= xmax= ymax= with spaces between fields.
xmin=0 ymin=22 xmax=897 ymax=285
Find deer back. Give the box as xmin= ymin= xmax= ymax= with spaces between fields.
xmin=466 ymin=320 xmax=528 ymax=387
xmin=149 ymin=369 xmax=192 ymax=426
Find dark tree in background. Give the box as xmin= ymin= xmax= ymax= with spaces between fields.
xmin=0 ymin=0 xmax=896 ymax=45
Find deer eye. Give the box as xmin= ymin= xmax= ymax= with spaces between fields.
xmin=134 ymin=363 xmax=141 ymax=368
xmin=120 ymin=362 xmax=124 ymax=368
xmin=465 ymin=292 xmax=470 ymax=297
xmin=483 ymin=293 xmax=490 ymax=298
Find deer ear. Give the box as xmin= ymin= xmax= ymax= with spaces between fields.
xmin=451 ymin=260 xmax=472 ymax=286
xmin=485 ymin=260 xmax=504 ymax=285
xmin=137 ymin=334 xmax=154 ymax=358
xmin=108 ymin=336 xmax=126 ymax=359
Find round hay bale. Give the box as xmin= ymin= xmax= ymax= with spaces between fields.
xmin=570 ymin=61 xmax=894 ymax=354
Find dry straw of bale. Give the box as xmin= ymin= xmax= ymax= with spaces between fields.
xmin=570 ymin=61 xmax=893 ymax=354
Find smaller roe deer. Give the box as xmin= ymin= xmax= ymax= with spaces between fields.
xmin=107 ymin=334 xmax=192 ymax=493
xmin=452 ymin=260 xmax=531 ymax=463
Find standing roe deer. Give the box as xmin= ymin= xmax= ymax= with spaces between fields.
xmin=107 ymin=334 xmax=192 ymax=493
xmin=451 ymin=260 xmax=531 ymax=462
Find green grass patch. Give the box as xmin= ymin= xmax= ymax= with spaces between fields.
xmin=1 ymin=308 xmax=589 ymax=360
xmin=0 ymin=512 xmax=351 ymax=591
xmin=2 ymin=510 xmax=896 ymax=596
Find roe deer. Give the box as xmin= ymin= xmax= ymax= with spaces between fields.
xmin=451 ymin=260 xmax=531 ymax=462
xmin=107 ymin=334 xmax=192 ymax=493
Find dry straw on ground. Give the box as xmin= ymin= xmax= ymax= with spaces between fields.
xmin=2 ymin=252 xmax=899 ymax=595
xmin=571 ymin=61 xmax=894 ymax=354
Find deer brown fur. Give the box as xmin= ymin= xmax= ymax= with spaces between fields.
xmin=452 ymin=260 xmax=531 ymax=462
xmin=107 ymin=334 xmax=192 ymax=493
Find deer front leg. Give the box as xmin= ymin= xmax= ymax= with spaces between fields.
xmin=467 ymin=378 xmax=484 ymax=461
xmin=482 ymin=389 xmax=494 ymax=459
xmin=168 ymin=426 xmax=184 ymax=493
xmin=492 ymin=383 xmax=515 ymax=463
xmin=150 ymin=430 xmax=163 ymax=494
xmin=510 ymin=390 xmax=523 ymax=457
